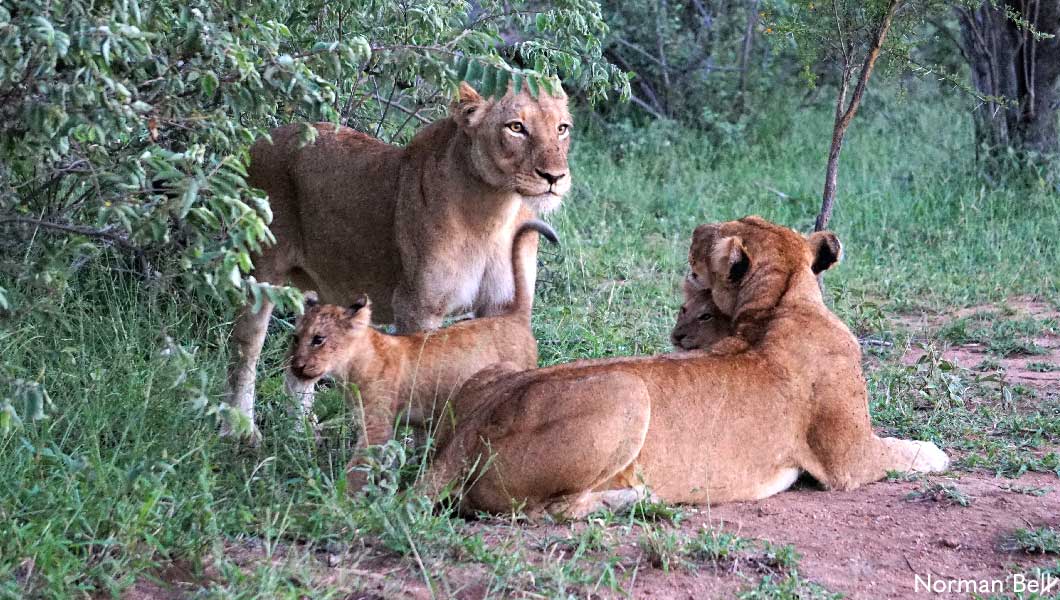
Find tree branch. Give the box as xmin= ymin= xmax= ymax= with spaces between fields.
xmin=0 ymin=217 xmax=136 ymax=249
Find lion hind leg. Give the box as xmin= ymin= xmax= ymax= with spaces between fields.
xmin=804 ymin=434 xmax=949 ymax=491
xmin=536 ymin=486 xmax=653 ymax=521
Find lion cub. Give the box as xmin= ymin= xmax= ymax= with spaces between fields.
xmin=670 ymin=277 xmax=746 ymax=354
xmin=286 ymin=220 xmax=557 ymax=491
xmin=419 ymin=216 xmax=949 ymax=519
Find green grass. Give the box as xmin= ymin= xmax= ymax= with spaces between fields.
xmin=3 ymin=89 xmax=1060 ymax=597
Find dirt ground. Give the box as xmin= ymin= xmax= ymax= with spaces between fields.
xmin=126 ymin=299 xmax=1060 ymax=599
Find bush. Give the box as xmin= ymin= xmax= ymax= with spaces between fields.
xmin=0 ymin=0 xmax=628 ymax=430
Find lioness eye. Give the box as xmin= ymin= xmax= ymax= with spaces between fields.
xmin=698 ymin=313 xmax=713 ymax=322
xmin=558 ymin=123 xmax=571 ymax=136
xmin=311 ymin=335 xmax=325 ymax=346
xmin=506 ymin=121 xmax=526 ymax=134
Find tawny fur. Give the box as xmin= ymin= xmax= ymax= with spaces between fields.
xmin=420 ymin=216 xmax=949 ymax=519
xmin=286 ymin=221 xmax=557 ymax=492
xmin=225 ymin=82 xmax=573 ymax=435
xmin=670 ymin=277 xmax=746 ymax=353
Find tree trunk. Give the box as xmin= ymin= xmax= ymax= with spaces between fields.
xmin=814 ymin=0 xmax=901 ymax=233
xmin=956 ymin=1 xmax=1060 ymax=157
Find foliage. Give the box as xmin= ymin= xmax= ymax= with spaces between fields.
xmin=0 ymin=0 xmax=628 ymax=430
xmin=598 ymin=0 xmax=770 ymax=137
xmin=3 ymin=95 xmax=1060 ymax=595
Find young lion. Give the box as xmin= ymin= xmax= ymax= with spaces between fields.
xmin=285 ymin=220 xmax=557 ymax=491
xmin=420 ymin=216 xmax=948 ymax=519
xmin=670 ymin=277 xmax=744 ymax=353
xmin=226 ymin=82 xmax=573 ymax=438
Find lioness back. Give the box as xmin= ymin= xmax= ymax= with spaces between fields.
xmin=249 ymin=123 xmax=405 ymax=321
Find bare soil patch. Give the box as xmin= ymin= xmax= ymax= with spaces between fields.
xmin=896 ymin=297 xmax=1060 ymax=395
xmin=126 ymin=472 xmax=1059 ymax=599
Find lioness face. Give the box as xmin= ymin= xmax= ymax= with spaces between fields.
xmin=671 ymin=279 xmax=733 ymax=350
xmin=688 ymin=216 xmax=843 ymax=317
xmin=451 ymin=82 xmax=572 ymax=213
xmin=288 ymin=295 xmax=372 ymax=381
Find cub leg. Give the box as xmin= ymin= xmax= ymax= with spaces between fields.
xmin=344 ymin=388 xmax=398 ymax=494
xmin=223 ymin=298 xmax=274 ymax=442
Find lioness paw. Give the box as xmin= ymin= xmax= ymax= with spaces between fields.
xmin=885 ymin=438 xmax=949 ymax=473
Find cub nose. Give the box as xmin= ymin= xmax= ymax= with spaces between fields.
xmin=535 ymin=169 xmax=565 ymax=185
xmin=671 ymin=333 xmax=686 ymax=346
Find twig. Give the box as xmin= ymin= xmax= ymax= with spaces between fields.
xmin=629 ymin=94 xmax=669 ymax=121
xmin=0 ymin=217 xmax=136 ymax=249
xmin=370 ymin=93 xmax=431 ymax=124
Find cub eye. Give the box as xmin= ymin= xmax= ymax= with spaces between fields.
xmin=698 ymin=313 xmax=713 ymax=322
xmin=506 ymin=121 xmax=526 ymax=134
xmin=558 ymin=123 xmax=571 ymax=137
xmin=311 ymin=335 xmax=326 ymax=346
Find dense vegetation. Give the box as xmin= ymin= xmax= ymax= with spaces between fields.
xmin=2 ymin=0 xmax=1058 ymax=597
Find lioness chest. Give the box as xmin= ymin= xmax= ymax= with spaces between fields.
xmin=436 ymin=198 xmax=524 ymax=315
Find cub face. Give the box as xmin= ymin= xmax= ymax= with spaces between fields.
xmin=288 ymin=294 xmax=371 ymax=381
xmin=671 ymin=278 xmax=734 ymax=351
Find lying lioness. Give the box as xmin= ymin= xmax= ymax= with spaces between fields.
xmin=285 ymin=220 xmax=557 ymax=491
xmin=420 ymin=216 xmax=949 ymax=518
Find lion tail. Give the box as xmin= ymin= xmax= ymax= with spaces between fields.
xmin=510 ymin=219 xmax=558 ymax=316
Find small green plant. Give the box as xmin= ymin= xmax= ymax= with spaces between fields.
xmin=628 ymin=497 xmax=685 ymax=525
xmin=905 ymin=482 xmax=972 ymax=507
xmin=1001 ymin=484 xmax=1052 ymax=497
xmin=638 ymin=525 xmax=686 ymax=572
xmin=686 ymin=527 xmax=751 ymax=567
xmin=1007 ymin=527 xmax=1060 ymax=554
xmin=1027 ymin=362 xmax=1060 ymax=372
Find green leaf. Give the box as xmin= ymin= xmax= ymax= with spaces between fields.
xmin=494 ymin=69 xmax=510 ymax=97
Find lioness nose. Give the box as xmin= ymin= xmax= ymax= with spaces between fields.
xmin=535 ymin=169 xmax=565 ymax=185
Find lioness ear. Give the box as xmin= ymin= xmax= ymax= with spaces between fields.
xmin=303 ymin=290 xmax=319 ymax=308
xmin=451 ymin=82 xmax=486 ymax=128
xmin=808 ymin=231 xmax=843 ymax=274
xmin=713 ymin=236 xmax=751 ymax=283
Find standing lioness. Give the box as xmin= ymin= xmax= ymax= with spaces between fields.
xmin=421 ymin=217 xmax=949 ymax=518
xmin=225 ymin=82 xmax=572 ymax=435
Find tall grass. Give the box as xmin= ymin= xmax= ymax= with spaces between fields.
xmin=2 ymin=90 xmax=1058 ymax=597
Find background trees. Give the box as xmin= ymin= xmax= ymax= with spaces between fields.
xmin=956 ymin=1 xmax=1060 ymax=158
xmin=0 ymin=0 xmax=629 ymax=321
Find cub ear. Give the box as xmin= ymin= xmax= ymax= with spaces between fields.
xmin=808 ymin=231 xmax=843 ymax=274
xmin=303 ymin=290 xmax=319 ymax=308
xmin=714 ymin=236 xmax=751 ymax=283
xmin=348 ymin=293 xmax=370 ymax=315
xmin=688 ymin=223 xmax=720 ymax=285
xmin=450 ymin=82 xmax=486 ymax=128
